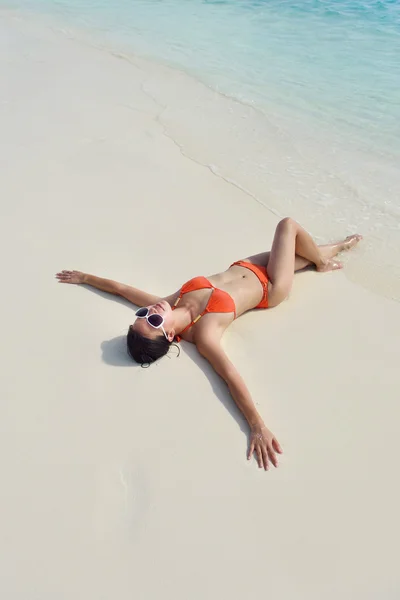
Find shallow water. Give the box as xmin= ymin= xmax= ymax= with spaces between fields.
xmin=4 ymin=0 xmax=400 ymax=299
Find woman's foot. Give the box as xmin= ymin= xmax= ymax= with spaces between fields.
xmin=319 ymin=234 xmax=363 ymax=261
xmin=316 ymin=258 xmax=343 ymax=272
xmin=342 ymin=234 xmax=363 ymax=251
xmin=317 ymin=233 xmax=362 ymax=272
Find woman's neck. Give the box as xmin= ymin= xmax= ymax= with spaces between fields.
xmin=172 ymin=305 xmax=194 ymax=335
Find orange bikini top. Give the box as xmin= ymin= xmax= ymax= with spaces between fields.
xmin=172 ymin=276 xmax=236 ymax=341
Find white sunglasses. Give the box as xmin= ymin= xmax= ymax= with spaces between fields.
xmin=135 ymin=307 xmax=168 ymax=339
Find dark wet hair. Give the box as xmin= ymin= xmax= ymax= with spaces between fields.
xmin=126 ymin=326 xmax=171 ymax=365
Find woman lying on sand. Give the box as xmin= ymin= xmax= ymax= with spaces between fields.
xmin=56 ymin=218 xmax=362 ymax=471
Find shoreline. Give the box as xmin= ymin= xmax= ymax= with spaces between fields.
xmin=1 ymin=10 xmax=400 ymax=600
xmin=3 ymin=6 xmax=400 ymax=303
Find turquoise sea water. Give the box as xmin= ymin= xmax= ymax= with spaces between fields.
xmin=3 ymin=0 xmax=400 ymax=298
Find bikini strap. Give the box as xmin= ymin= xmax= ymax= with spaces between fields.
xmin=174 ymin=287 xmax=215 ymax=337
xmin=178 ymin=309 xmax=206 ymax=336
xmin=172 ymin=294 xmax=182 ymax=309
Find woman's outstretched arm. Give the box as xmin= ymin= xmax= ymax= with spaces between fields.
xmin=196 ymin=336 xmax=283 ymax=471
xmin=55 ymin=270 xmax=161 ymax=307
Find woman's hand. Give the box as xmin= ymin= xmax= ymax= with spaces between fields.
xmin=248 ymin=425 xmax=283 ymax=470
xmin=55 ymin=270 xmax=86 ymax=284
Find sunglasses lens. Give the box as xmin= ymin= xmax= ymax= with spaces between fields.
xmin=136 ymin=308 xmax=148 ymax=317
xmin=148 ymin=314 xmax=163 ymax=327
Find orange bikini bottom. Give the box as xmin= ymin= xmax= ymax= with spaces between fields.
xmin=230 ymin=260 xmax=269 ymax=309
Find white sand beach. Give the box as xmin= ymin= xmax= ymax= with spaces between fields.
xmin=1 ymin=10 xmax=400 ymax=599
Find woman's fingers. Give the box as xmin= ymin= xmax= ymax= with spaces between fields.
xmin=247 ymin=440 xmax=255 ymax=460
xmin=55 ymin=271 xmax=74 ymax=283
xmin=261 ymin=446 xmax=269 ymax=471
xmin=248 ymin=443 xmax=280 ymax=470
xmin=267 ymin=444 xmax=278 ymax=468
xmin=248 ymin=432 xmax=282 ymax=470
xmin=272 ymin=438 xmax=283 ymax=454
xmin=256 ymin=446 xmax=263 ymax=469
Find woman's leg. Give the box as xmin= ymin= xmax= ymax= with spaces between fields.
xmin=241 ymin=234 xmax=360 ymax=272
xmin=292 ymin=237 xmax=360 ymax=271
xmin=266 ymin=218 xmax=362 ymax=307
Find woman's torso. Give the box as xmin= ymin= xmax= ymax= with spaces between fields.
xmin=165 ymin=263 xmax=268 ymax=343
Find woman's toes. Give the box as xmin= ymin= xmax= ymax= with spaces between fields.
xmin=331 ymin=259 xmax=343 ymax=270
xmin=344 ymin=234 xmax=363 ymax=250
xmin=317 ymin=258 xmax=343 ymax=272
